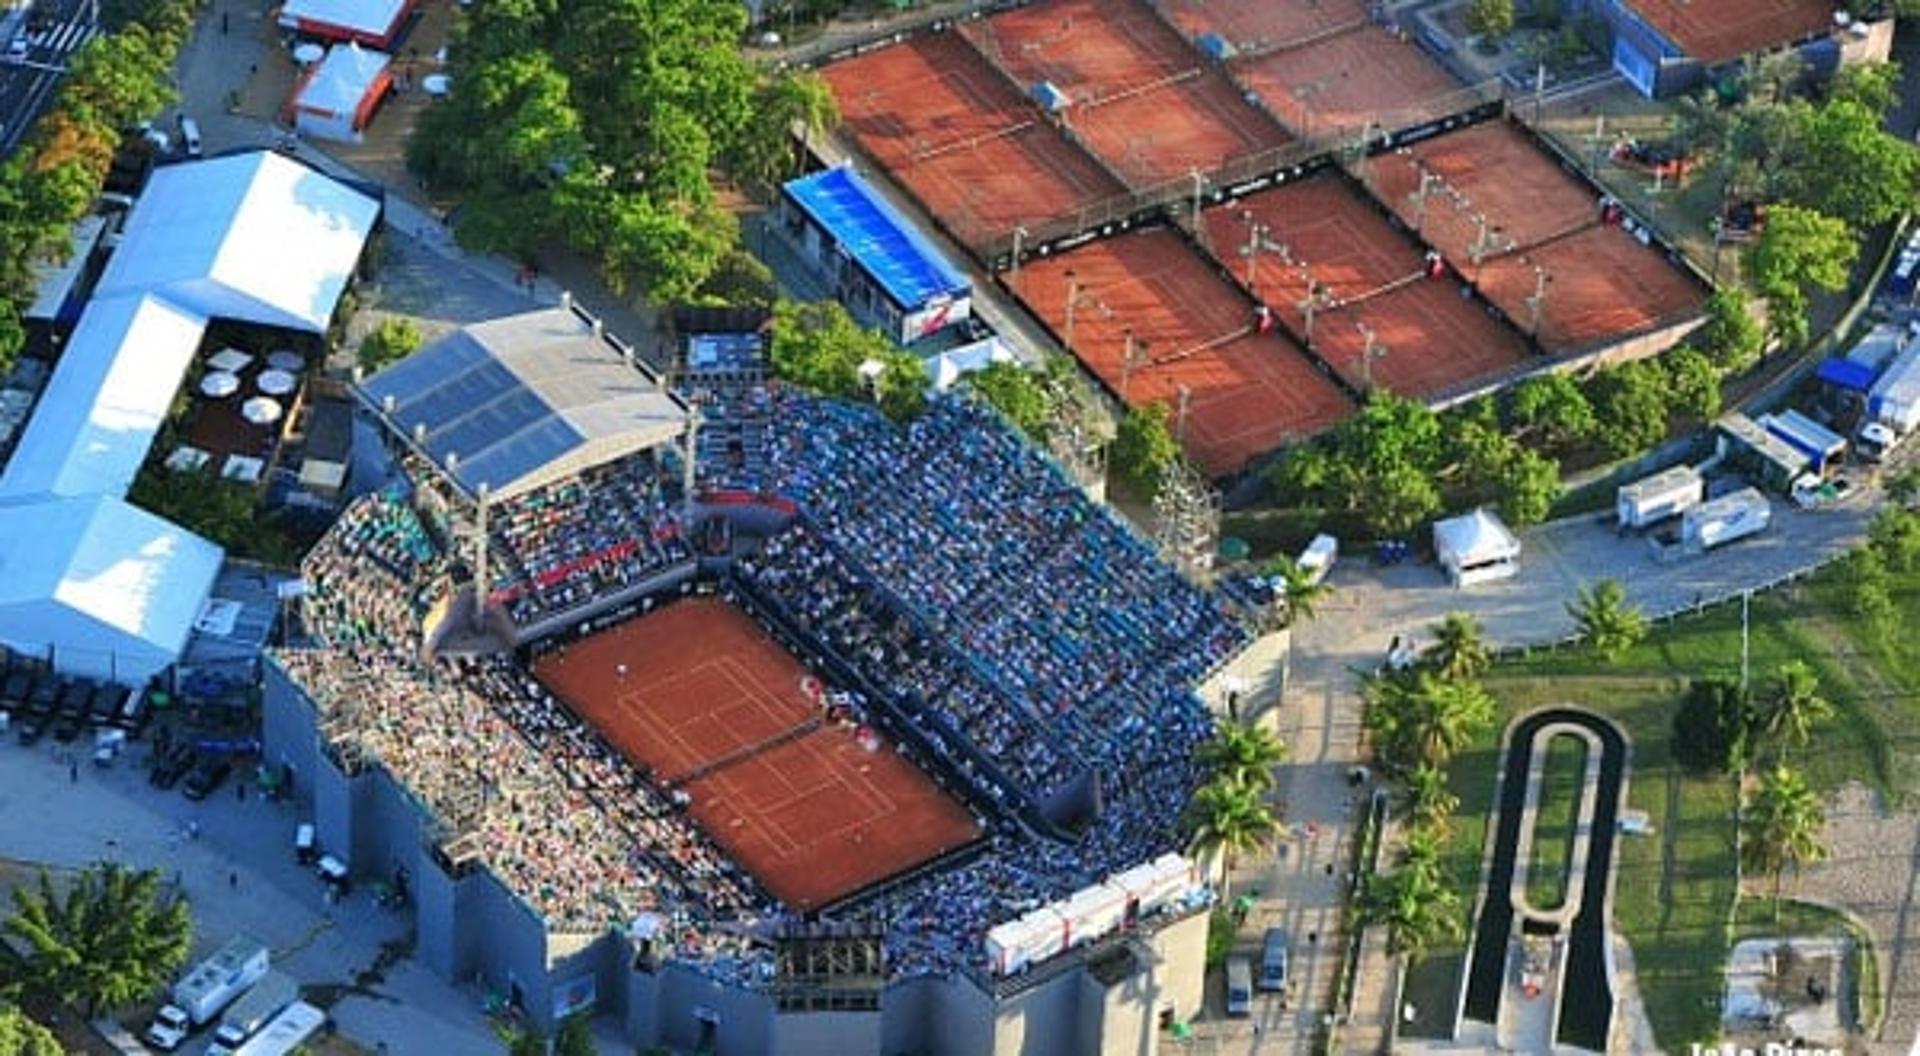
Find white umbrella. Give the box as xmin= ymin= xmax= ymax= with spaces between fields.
xmin=242 ymin=396 xmax=283 ymax=425
xmin=293 ymin=42 xmax=324 ymax=65
xmin=267 ymin=350 xmax=304 ymax=372
xmin=199 ymin=371 xmax=241 ymax=398
xmin=257 ymin=369 xmax=297 ymax=396
xmin=208 ymin=348 xmax=253 ymax=372
xmin=422 ymin=74 xmax=451 ymax=97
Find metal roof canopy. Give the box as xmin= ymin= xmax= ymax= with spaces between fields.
xmin=358 ymin=305 xmax=689 ymax=505
xmin=782 ymin=166 xmax=970 ymax=312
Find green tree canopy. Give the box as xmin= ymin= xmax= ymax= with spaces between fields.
xmin=1671 ymin=676 xmax=1753 ymax=775
xmin=1696 ymin=288 xmax=1765 ymax=374
xmin=1464 ymin=0 xmax=1515 ymax=38
xmin=1755 ymin=660 xmax=1832 ymax=758
xmin=1360 ymin=849 xmax=1463 ymax=960
xmin=1183 ymin=779 xmax=1278 ymax=898
xmin=1423 ymin=612 xmax=1491 ymax=682
xmin=1400 ymin=763 xmax=1460 ymax=832
xmin=358 ymin=317 xmax=424 ymax=375
xmin=0 ymin=864 xmax=192 ymax=1016
xmin=1741 ymin=765 xmax=1828 ymax=907
xmin=1111 ymin=402 xmax=1180 ymax=498
xmin=0 ymin=1005 xmax=59 ymax=1056
xmin=1749 ymin=205 xmax=1858 ymax=339
xmin=1505 ymin=372 xmax=1595 ymax=448
xmin=1829 ymin=60 xmax=1900 ymax=116
xmin=1663 ymin=346 xmax=1724 ymax=421
xmin=1786 ymin=98 xmax=1920 ymax=230
xmin=1868 ymin=505 xmax=1920 ymax=572
xmin=1586 ymin=359 xmax=1670 ymax=459
xmin=1362 ymin=670 xmax=1496 ymax=771
xmin=555 ymin=1012 xmax=597 ymax=1056
xmin=1260 ymin=554 xmax=1331 ymax=625
xmin=1566 ymin=578 xmax=1646 ymax=661
xmin=963 ymin=361 xmax=1052 ymax=440
xmin=1195 ymin=721 xmax=1287 ymax=792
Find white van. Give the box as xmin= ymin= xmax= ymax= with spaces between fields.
xmin=1224 ymin=956 xmax=1253 ymax=1016
xmin=178 ymin=115 xmax=202 ymax=157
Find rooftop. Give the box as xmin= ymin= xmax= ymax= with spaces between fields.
xmin=783 ymin=166 xmax=969 ymax=312
xmin=1623 ymin=0 xmax=1835 ymax=65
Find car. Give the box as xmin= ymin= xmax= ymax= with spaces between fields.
xmin=176 ymin=115 xmax=201 ymax=157
xmin=182 ymin=757 xmax=231 ymax=800
xmin=144 ymin=1004 xmax=190 ymax=1051
xmin=1259 ymin=928 xmax=1289 ymax=991
xmin=5 ymin=35 xmax=27 ymax=63
xmin=1224 ymin=955 xmax=1252 ymax=1016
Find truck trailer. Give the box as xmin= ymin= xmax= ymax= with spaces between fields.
xmin=231 ymin=1001 xmax=325 ymax=1056
xmin=1861 ymin=338 xmax=1920 ymax=460
xmin=1616 ymin=464 xmax=1703 ymax=530
xmin=208 ymin=971 xmax=299 ymax=1055
xmin=170 ymin=935 xmax=270 ymax=1025
xmin=1681 ymin=487 xmax=1771 ymax=553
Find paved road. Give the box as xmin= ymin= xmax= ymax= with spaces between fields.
xmin=0 ymin=0 xmax=97 ymax=154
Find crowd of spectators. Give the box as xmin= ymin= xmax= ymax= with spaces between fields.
xmin=296 ymin=485 xmax=451 ymax=655
xmin=486 ymin=452 xmax=692 ymax=625
xmin=684 ymin=379 xmax=776 ymax=494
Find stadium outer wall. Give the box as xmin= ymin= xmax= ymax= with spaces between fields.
xmin=263 ymin=652 xmax=1215 ymax=1054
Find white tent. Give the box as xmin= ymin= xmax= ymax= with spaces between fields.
xmin=924 ymin=335 xmax=1014 ymax=393
xmin=0 ymin=293 xmax=208 ymax=500
xmin=277 ymin=0 xmax=414 ymax=49
xmin=290 ymin=43 xmax=392 ymax=143
xmin=94 ymin=151 xmax=382 ymax=333
xmin=0 ymin=495 xmax=224 ymax=683
xmin=1433 ymin=508 xmax=1521 ymax=587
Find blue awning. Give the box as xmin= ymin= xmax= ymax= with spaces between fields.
xmin=1816 ymin=357 xmax=1877 ymax=393
xmin=782 ymin=167 xmax=970 ymax=312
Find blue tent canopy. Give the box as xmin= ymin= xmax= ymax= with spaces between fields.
xmin=1816 ymin=357 xmax=1877 ymax=393
xmin=782 ymin=167 xmax=969 ymax=313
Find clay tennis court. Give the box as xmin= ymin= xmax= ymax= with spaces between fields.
xmin=1203 ymin=174 xmax=1530 ymax=397
xmin=1624 ymin=0 xmax=1832 ymax=65
xmin=1234 ymin=24 xmax=1465 ymax=137
xmin=533 ymin=598 xmax=983 ymax=909
xmin=1159 ymin=0 xmax=1368 ymax=52
xmin=1367 ymin=120 xmax=1601 ymax=267
xmin=1013 ymin=228 xmax=1354 ymax=475
xmin=822 ymin=32 xmax=1124 ymax=247
xmin=962 ymin=0 xmax=1287 ymax=187
xmin=1477 ymin=226 xmax=1707 ymax=354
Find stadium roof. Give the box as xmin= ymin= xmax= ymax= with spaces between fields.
xmin=95 ymin=150 xmax=382 ymax=333
xmin=360 ymin=306 xmax=690 ymax=503
xmin=0 ymin=293 xmax=208 ymax=500
xmin=0 ymin=494 xmax=223 ymax=683
xmin=783 ymin=166 xmax=969 ymax=312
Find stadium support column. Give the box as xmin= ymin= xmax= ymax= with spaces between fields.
xmin=682 ymin=403 xmax=701 ymax=523
xmin=471 ymin=484 xmax=491 ymax=632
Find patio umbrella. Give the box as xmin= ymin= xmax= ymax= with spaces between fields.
xmin=199 ymin=371 xmax=240 ymax=398
xmin=207 ymin=348 xmax=252 ymax=372
xmin=422 ymin=74 xmax=451 ymax=97
xmin=241 ymin=396 xmax=283 ymax=425
xmin=267 ymin=350 xmax=304 ymax=372
xmin=293 ymin=42 xmax=324 ymax=65
xmin=257 ymin=369 xmax=297 ymax=395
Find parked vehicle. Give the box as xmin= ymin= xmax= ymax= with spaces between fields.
xmin=294 ymin=823 xmax=315 ymax=865
xmin=1259 ymin=928 xmax=1289 ymax=992
xmin=15 ymin=712 xmax=45 ymax=745
xmin=1680 ymin=487 xmax=1771 ymax=553
xmin=1616 ymin=465 xmax=1703 ymax=531
xmin=208 ymin=971 xmax=299 ymax=1054
xmin=1860 ymin=338 xmax=1920 ymax=461
xmin=230 ymin=1001 xmax=325 ymax=1056
xmin=161 ymin=935 xmax=270 ymax=1029
xmin=177 ymin=115 xmax=201 ymax=156
xmin=1224 ymin=956 xmax=1253 ymax=1016
xmin=144 ymin=1003 xmax=191 ymax=1051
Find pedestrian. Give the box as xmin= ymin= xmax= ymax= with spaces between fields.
xmin=237 ymin=781 xmax=245 ymax=801
xmin=1308 ymin=931 xmax=1318 ymax=944
xmin=188 ymin=820 xmax=200 ymax=840
xmin=229 ymin=871 xmax=238 ymax=889
xmin=220 ymin=11 xmax=228 ymax=33
xmin=68 ymin=762 xmax=77 ymax=783
xmin=1324 ymin=862 xmax=1334 ymax=876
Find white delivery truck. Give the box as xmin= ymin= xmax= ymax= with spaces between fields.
xmin=1681 ymin=487 xmax=1771 ymax=553
xmin=146 ymin=935 xmax=269 ymax=1049
xmin=1860 ymin=337 xmax=1920 ymax=461
xmin=231 ymin=1000 xmax=326 ymax=1056
xmin=207 ymin=970 xmax=299 ymax=1055
xmin=1616 ymin=464 xmax=1704 ymax=530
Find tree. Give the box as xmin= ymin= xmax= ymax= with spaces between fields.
xmin=0 ymin=863 xmax=191 ymax=1016
xmin=0 ymin=1006 xmax=59 ymax=1056
xmin=1696 ymin=289 xmax=1765 ymax=374
xmin=357 ymin=317 xmax=424 ymax=375
xmin=769 ymin=298 xmax=891 ymax=399
xmin=695 ymin=247 xmax=777 ymax=309
xmin=507 ymin=1028 xmax=547 ymax=1056
xmin=1464 ymin=0 xmax=1515 ymax=39
xmin=1663 ymin=346 xmax=1723 ymax=421
xmin=726 ymin=69 xmax=840 ymax=189
xmin=1362 ymin=670 xmax=1495 ymax=771
xmin=873 ymin=346 xmax=929 ymax=422
xmin=1669 ymin=90 xmax=1730 ymax=159
xmin=1745 ymin=49 xmax=1806 ymax=106
xmin=1184 ymin=779 xmax=1278 ymax=898
xmin=1841 ymin=546 xmax=1895 ymax=630
xmin=1111 ymin=403 xmax=1180 ymax=498
xmin=1196 ymin=721 xmax=1287 ymax=792
xmin=1741 ymin=765 xmax=1828 ymax=911
xmin=1829 ymin=60 xmax=1901 ymax=116
xmin=1360 ymin=852 xmax=1463 ymax=960
xmin=1587 ymin=359 xmax=1670 ymax=459
xmin=1787 ymin=99 xmax=1920 ymax=230
xmin=1868 ymin=505 xmax=1920 ymax=572
xmin=1672 ymin=676 xmax=1754 ymax=775
xmin=1270 ymin=392 xmax=1444 ymax=537
xmin=1755 ymin=661 xmax=1832 ymax=758
xmin=1891 ymin=465 xmax=1920 ymax=510
xmin=1749 ymin=205 xmax=1858 ymax=348
xmin=964 ymin=361 xmax=1051 ymax=441
xmin=1493 ymin=444 xmax=1561 ymax=526
xmin=1506 ymin=372 xmax=1595 ymax=448
xmin=1400 ymin=763 xmax=1460 ymax=832
xmin=1261 ymin=554 xmax=1331 ymax=624
xmin=555 ymin=1012 xmax=597 ymax=1056
xmin=1566 ymin=579 xmax=1646 ymax=661
xmin=1423 ymin=612 xmax=1491 ymax=682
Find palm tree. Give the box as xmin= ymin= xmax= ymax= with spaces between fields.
xmin=1423 ymin=611 xmax=1491 ymax=682
xmin=1262 ymin=555 xmax=1331 ymax=625
xmin=1363 ymin=671 xmax=1496 ymax=771
xmin=1401 ymin=763 xmax=1461 ymax=833
xmin=1195 ymin=721 xmax=1287 ymax=793
xmin=1360 ymin=855 xmax=1464 ymax=961
xmin=1757 ymin=661 xmax=1833 ymax=758
xmin=1741 ymin=765 xmax=1829 ymax=915
xmin=0 ymin=863 xmax=191 ymax=1016
xmin=0 ymin=1006 xmax=59 ymax=1056
xmin=1566 ymin=579 xmax=1647 ymax=661
xmin=1185 ymin=779 xmax=1280 ymax=900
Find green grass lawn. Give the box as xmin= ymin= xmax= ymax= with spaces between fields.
xmin=1401 ymin=559 xmax=1920 ymax=1048
xmin=1524 ymin=734 xmax=1587 ymax=912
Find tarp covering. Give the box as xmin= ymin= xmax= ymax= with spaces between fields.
xmin=291 ymin=43 xmax=392 ymax=141
xmin=1815 ymin=357 xmax=1877 ymax=393
xmin=278 ymin=0 xmax=412 ymax=47
xmin=782 ymin=166 xmax=969 ymax=312
xmin=0 ymin=494 xmax=223 ymax=683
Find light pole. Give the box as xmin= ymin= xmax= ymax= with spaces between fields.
xmin=1010 ymin=225 xmax=1028 ymax=289
xmin=1063 ymin=269 xmax=1080 ymax=352
xmin=1190 ymin=168 xmax=1207 ymax=230
xmin=1356 ymin=322 xmax=1387 ymax=391
xmin=1526 ymin=265 xmax=1552 ymax=337
xmin=1407 ymin=155 xmax=1442 ymax=233
xmin=1174 ymin=383 xmax=1193 ymax=444
xmin=1299 ymin=280 xmax=1330 ymax=344
xmin=1241 ymin=213 xmax=1266 ymax=289
xmin=1121 ymin=329 xmax=1150 ymax=403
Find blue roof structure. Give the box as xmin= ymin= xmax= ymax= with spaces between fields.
xmin=783 ymin=167 xmax=970 ymax=312
xmin=1816 ymin=357 xmax=1877 ymax=394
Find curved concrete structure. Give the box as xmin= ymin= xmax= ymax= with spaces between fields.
xmin=1457 ymin=707 xmax=1629 ymax=1052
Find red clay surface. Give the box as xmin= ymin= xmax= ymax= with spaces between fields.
xmin=1624 ymin=0 xmax=1833 ymax=65
xmin=1203 ymin=174 xmax=1530 ymax=397
xmin=1012 ymin=228 xmax=1354 ymax=475
xmin=1478 ymin=226 xmax=1706 ymax=353
xmin=961 ymin=0 xmax=1287 ymax=187
xmin=1367 ymin=120 xmax=1600 ymax=266
xmin=1160 ymin=0 xmax=1368 ymax=51
xmin=1235 ymin=25 xmax=1466 ymax=137
xmin=532 ymin=598 xmax=982 ymax=909
xmin=822 ymin=32 xmax=1125 ymax=247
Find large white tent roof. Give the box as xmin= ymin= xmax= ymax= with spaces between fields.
xmin=95 ymin=150 xmax=381 ymax=333
xmin=0 ymin=293 xmax=208 ymax=500
xmin=1433 ymin=508 xmax=1521 ymax=564
xmin=0 ymin=494 xmax=223 ymax=682
xmin=295 ymin=43 xmax=390 ymax=118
